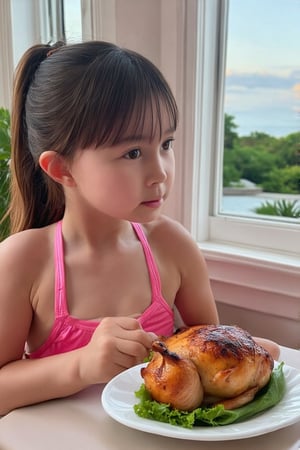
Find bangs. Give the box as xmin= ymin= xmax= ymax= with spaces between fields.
xmin=73 ymin=48 xmax=178 ymax=149
xmin=93 ymin=90 xmax=178 ymax=147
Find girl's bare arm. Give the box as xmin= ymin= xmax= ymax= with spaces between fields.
xmin=150 ymin=218 xmax=279 ymax=360
xmin=0 ymin=236 xmax=154 ymax=415
xmin=0 ymin=315 xmax=154 ymax=415
xmin=151 ymin=217 xmax=219 ymax=326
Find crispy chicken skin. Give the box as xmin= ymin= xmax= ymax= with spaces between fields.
xmin=141 ymin=325 xmax=274 ymax=411
xmin=141 ymin=340 xmax=204 ymax=410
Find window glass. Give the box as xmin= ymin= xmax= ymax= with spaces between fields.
xmin=39 ymin=0 xmax=82 ymax=45
xmin=63 ymin=0 xmax=82 ymax=43
xmin=221 ymin=0 xmax=300 ymax=222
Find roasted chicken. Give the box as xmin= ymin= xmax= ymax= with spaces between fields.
xmin=141 ymin=324 xmax=274 ymax=411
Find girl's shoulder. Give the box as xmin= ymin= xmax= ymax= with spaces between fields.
xmin=0 ymin=225 xmax=55 ymax=277
xmin=142 ymin=215 xmax=195 ymax=244
xmin=141 ymin=216 xmax=199 ymax=257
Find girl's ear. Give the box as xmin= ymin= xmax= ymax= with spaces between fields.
xmin=39 ymin=151 xmax=75 ymax=187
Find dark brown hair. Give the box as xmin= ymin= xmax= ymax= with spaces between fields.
xmin=7 ymin=41 xmax=178 ymax=233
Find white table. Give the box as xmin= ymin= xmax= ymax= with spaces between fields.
xmin=0 ymin=346 xmax=299 ymax=450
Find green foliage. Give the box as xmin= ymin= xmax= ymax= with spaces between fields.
xmin=260 ymin=168 xmax=285 ymax=193
xmin=238 ymin=131 xmax=277 ymax=151
xmin=0 ymin=108 xmax=11 ymax=239
xmin=254 ymin=199 xmax=300 ymax=218
xmin=262 ymin=166 xmax=300 ymax=194
xmin=273 ymin=133 xmax=300 ymax=167
xmin=224 ymin=114 xmax=239 ymax=149
xmin=223 ymin=113 xmax=300 ymax=194
xmin=223 ymin=145 xmax=277 ymax=185
xmin=222 ymin=164 xmax=241 ymax=187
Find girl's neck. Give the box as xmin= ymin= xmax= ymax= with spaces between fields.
xmin=60 ymin=214 xmax=135 ymax=250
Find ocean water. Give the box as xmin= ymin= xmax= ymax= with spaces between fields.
xmin=222 ymin=194 xmax=300 ymax=218
xmin=227 ymin=109 xmax=300 ymax=138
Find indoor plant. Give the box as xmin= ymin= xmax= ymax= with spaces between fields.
xmin=0 ymin=107 xmax=11 ymax=240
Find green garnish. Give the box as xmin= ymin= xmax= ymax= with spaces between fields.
xmin=134 ymin=362 xmax=285 ymax=428
xmin=143 ymin=350 xmax=153 ymax=363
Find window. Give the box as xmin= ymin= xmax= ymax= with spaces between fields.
xmin=10 ymin=0 xmax=82 ymax=67
xmin=61 ymin=0 xmax=82 ymax=43
xmin=222 ymin=0 xmax=300 ymax=222
xmin=192 ymin=0 xmax=300 ymax=262
xmin=40 ymin=0 xmax=82 ymax=44
xmin=0 ymin=0 xmax=83 ymax=108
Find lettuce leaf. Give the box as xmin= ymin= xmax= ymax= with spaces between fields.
xmin=134 ymin=362 xmax=285 ymax=428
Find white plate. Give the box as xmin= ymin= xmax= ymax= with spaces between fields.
xmin=101 ymin=362 xmax=300 ymax=441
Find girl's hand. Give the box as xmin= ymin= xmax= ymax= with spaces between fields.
xmin=253 ymin=336 xmax=280 ymax=360
xmin=78 ymin=316 xmax=156 ymax=384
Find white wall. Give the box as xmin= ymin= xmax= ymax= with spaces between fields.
xmin=99 ymin=0 xmax=194 ymax=225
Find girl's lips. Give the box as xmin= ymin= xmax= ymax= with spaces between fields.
xmin=142 ymin=199 xmax=163 ymax=208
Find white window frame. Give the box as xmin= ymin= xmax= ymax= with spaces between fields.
xmin=190 ymin=0 xmax=299 ymax=268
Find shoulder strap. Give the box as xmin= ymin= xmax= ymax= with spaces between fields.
xmin=131 ymin=222 xmax=161 ymax=297
xmin=54 ymin=221 xmax=68 ymax=316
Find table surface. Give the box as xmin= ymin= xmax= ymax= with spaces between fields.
xmin=0 ymin=345 xmax=299 ymax=450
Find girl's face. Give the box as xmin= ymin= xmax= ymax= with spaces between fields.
xmin=67 ymin=105 xmax=176 ymax=223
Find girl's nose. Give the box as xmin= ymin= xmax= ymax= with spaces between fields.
xmin=146 ymin=155 xmax=168 ymax=185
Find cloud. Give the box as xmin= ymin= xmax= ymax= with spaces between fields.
xmin=292 ymin=83 xmax=300 ymax=98
xmin=226 ymin=71 xmax=300 ymax=91
xmin=224 ymin=69 xmax=300 ymax=136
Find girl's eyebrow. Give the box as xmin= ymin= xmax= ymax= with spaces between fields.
xmin=114 ymin=127 xmax=176 ymax=146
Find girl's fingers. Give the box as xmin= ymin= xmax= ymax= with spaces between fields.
xmin=84 ymin=316 xmax=157 ymax=382
xmin=95 ymin=316 xmax=157 ymax=350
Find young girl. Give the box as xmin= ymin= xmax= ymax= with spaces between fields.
xmin=0 ymin=41 xmax=278 ymax=415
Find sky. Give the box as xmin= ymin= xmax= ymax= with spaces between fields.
xmin=224 ymin=0 xmax=300 ymax=137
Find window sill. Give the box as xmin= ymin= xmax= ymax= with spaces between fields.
xmin=198 ymin=240 xmax=300 ymax=321
xmin=199 ymin=241 xmax=300 ymax=274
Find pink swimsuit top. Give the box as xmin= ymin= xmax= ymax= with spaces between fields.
xmin=26 ymin=221 xmax=174 ymax=359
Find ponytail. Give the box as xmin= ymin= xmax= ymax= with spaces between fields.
xmin=8 ymin=43 xmax=65 ymax=234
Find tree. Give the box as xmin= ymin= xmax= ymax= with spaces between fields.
xmin=222 ymin=114 xmax=300 ymax=193
xmin=262 ymin=166 xmax=300 ymax=194
xmin=272 ymin=133 xmax=300 ymax=167
xmin=224 ymin=113 xmax=239 ymax=149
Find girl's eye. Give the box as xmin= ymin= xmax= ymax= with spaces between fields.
xmin=162 ymin=139 xmax=174 ymax=151
xmin=124 ymin=148 xmax=141 ymax=160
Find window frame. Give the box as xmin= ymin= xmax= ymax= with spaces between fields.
xmin=0 ymin=0 xmax=14 ymax=109
xmin=190 ymin=0 xmax=300 ymax=267
xmin=181 ymin=0 xmax=299 ymax=331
